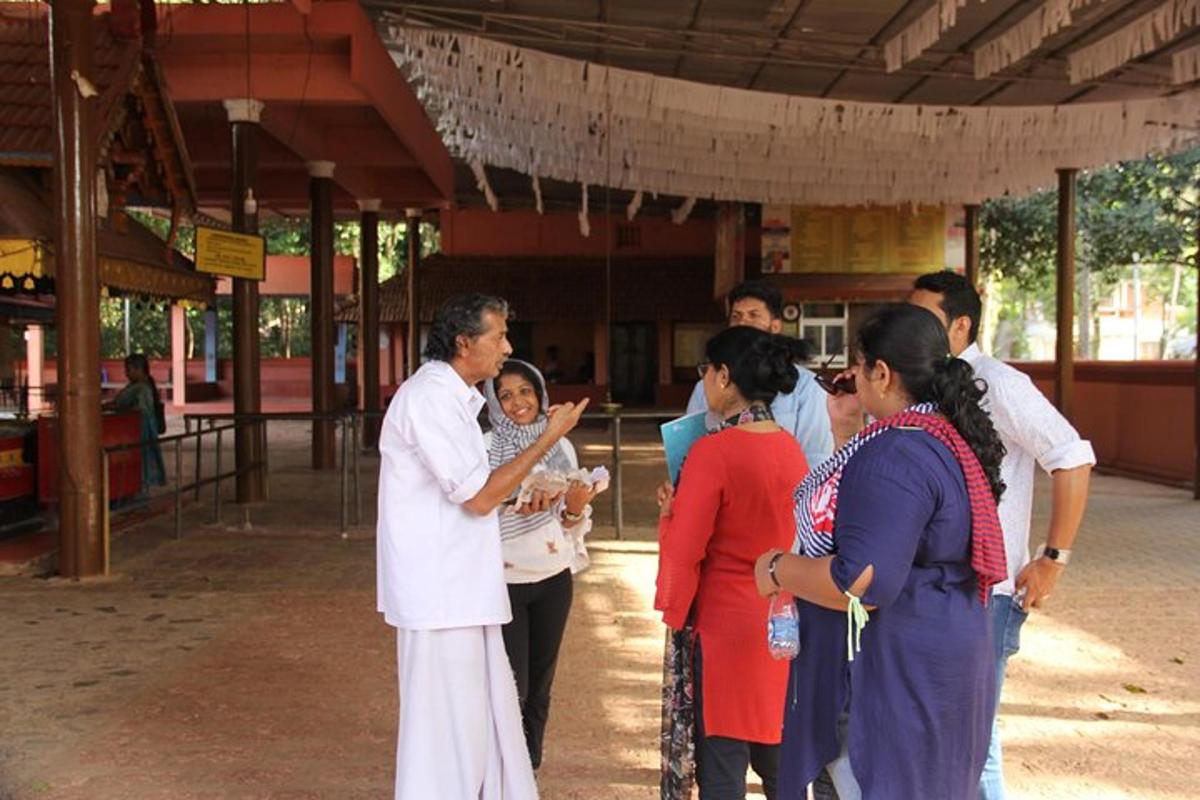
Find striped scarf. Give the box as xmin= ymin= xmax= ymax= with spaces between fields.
xmin=488 ymin=414 xmax=573 ymax=541
xmin=792 ymin=402 xmax=1006 ymax=604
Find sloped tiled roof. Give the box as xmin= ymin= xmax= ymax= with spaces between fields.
xmin=336 ymin=255 xmax=725 ymax=324
xmin=0 ymin=13 xmax=133 ymax=167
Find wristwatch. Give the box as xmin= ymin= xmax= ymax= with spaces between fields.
xmin=1036 ymin=544 xmax=1071 ymax=566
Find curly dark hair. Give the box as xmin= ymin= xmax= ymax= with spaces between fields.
xmin=704 ymin=326 xmax=809 ymax=404
xmin=424 ymin=293 xmax=509 ymax=362
xmin=856 ymin=304 xmax=1006 ymax=502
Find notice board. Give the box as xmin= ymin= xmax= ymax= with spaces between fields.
xmin=195 ymin=226 xmax=266 ymax=281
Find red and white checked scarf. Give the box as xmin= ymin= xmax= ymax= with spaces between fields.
xmin=793 ymin=403 xmax=1006 ymax=604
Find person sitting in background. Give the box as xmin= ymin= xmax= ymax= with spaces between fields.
xmin=104 ymin=353 xmax=165 ymax=490
xmin=484 ymin=359 xmax=597 ymax=771
xmin=657 ymin=326 xmax=810 ymax=800
xmin=755 ymin=304 xmax=1007 ymax=799
xmin=686 ymin=280 xmax=833 ymax=467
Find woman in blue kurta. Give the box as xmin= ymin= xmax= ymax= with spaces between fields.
xmin=754 ymin=304 xmax=1008 ymax=800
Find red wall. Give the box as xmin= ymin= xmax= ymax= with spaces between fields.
xmin=215 ymin=254 xmax=356 ymax=296
xmin=440 ymin=208 xmax=721 ymax=257
xmin=1012 ymin=361 xmax=1194 ymax=486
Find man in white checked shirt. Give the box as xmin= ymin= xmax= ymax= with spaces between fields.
xmin=911 ymin=271 xmax=1095 ymax=800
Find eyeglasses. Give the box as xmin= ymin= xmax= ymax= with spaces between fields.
xmin=696 ymin=361 xmax=711 ymax=379
xmin=813 ymin=352 xmax=857 ymax=396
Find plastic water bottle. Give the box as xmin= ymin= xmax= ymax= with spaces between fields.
xmin=767 ymin=593 xmax=800 ymax=660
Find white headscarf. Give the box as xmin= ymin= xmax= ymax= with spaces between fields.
xmin=484 ymin=360 xmax=573 ymax=540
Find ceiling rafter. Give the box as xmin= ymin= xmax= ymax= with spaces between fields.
xmin=818 ymin=0 xmax=926 ymax=98
xmin=745 ymin=0 xmax=815 ymax=90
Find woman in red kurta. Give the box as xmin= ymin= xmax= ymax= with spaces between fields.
xmin=656 ymin=326 xmax=811 ymax=800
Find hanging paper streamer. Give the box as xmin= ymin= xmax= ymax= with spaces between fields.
xmin=470 ymin=159 xmax=498 ymax=211
xmin=1068 ymin=0 xmax=1200 ymax=84
xmin=1173 ymin=42 xmax=1200 ymax=84
xmin=671 ymin=197 xmax=697 ymax=225
xmin=389 ymin=28 xmax=1200 ymax=207
xmin=626 ymin=189 xmax=643 ymax=221
xmin=578 ymin=183 xmax=590 ymax=238
xmin=973 ymin=0 xmax=1097 ymax=79
xmin=883 ymin=0 xmax=969 ymax=73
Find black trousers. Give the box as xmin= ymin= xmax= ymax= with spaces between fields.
xmin=501 ymin=568 xmax=573 ymax=770
xmin=694 ymin=639 xmax=780 ymax=800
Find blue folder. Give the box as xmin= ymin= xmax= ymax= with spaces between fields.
xmin=660 ymin=412 xmax=710 ymax=486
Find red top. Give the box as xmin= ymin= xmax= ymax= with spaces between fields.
xmin=656 ymin=427 xmax=809 ymax=743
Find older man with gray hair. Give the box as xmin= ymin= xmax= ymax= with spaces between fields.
xmin=377 ymin=293 xmax=588 ymax=799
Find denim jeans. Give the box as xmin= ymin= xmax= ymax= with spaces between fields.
xmin=979 ymin=596 xmax=1028 ymax=800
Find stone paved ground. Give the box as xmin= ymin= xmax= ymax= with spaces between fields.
xmin=0 ymin=421 xmax=1196 ymax=799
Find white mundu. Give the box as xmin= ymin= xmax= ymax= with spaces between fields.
xmin=377 ymin=359 xmax=538 ymax=799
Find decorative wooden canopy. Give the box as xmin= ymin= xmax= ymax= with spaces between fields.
xmin=0 ymin=4 xmax=211 ymax=304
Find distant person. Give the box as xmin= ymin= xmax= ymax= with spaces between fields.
xmin=756 ymin=304 xmax=1008 ymax=798
xmin=910 ymin=271 xmax=1094 ymax=800
xmin=576 ymin=351 xmax=595 ymax=385
xmin=376 ymin=293 xmax=588 ymax=799
xmin=484 ymin=359 xmax=597 ymax=771
xmin=686 ymin=280 xmax=833 ymax=467
xmin=541 ymin=345 xmax=564 ymax=384
xmin=104 ymin=353 xmax=165 ymax=491
xmin=657 ymin=326 xmax=810 ymax=799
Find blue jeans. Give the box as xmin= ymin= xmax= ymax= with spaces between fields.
xmin=980 ymin=596 xmax=1028 ymax=800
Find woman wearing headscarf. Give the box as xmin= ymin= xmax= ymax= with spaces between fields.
xmin=104 ymin=353 xmax=166 ymax=491
xmin=655 ymin=326 xmax=811 ymax=800
xmin=484 ymin=359 xmax=597 ymax=771
xmin=754 ymin=304 xmax=1008 ymax=799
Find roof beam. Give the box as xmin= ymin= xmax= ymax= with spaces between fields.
xmin=745 ymin=0 xmax=815 ymax=90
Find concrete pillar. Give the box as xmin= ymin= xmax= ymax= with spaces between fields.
xmin=224 ymin=98 xmax=265 ymax=502
xmin=170 ymin=303 xmax=186 ymax=409
xmin=358 ymin=199 xmax=381 ymax=446
xmin=405 ymin=209 xmax=421 ymax=379
xmin=308 ymin=160 xmax=336 ymax=470
xmin=26 ymin=325 xmax=44 ymax=414
xmin=203 ymin=309 xmax=218 ymax=383
xmin=1055 ymin=168 xmax=1077 ymax=418
xmin=51 ymin=0 xmax=105 ymax=577
xmin=964 ymin=204 xmax=980 ymax=289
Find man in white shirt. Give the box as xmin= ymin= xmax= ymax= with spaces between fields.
xmin=686 ymin=280 xmax=834 ymax=466
xmin=376 ymin=293 xmax=587 ymax=800
xmin=911 ymin=271 xmax=1095 ymax=800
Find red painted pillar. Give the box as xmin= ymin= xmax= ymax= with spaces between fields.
xmin=309 ymin=161 xmax=337 ymax=470
xmin=1055 ymin=168 xmax=1077 ymax=419
xmin=170 ymin=303 xmax=186 ymax=409
xmin=358 ymin=199 xmax=381 ymax=446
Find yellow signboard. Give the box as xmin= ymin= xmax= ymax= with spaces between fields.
xmin=763 ymin=205 xmax=946 ymax=274
xmin=195 ymin=226 xmax=265 ymax=281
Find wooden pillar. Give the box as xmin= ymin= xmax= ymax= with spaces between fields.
xmin=1055 ymin=168 xmax=1077 ymax=418
xmin=170 ymin=304 xmax=186 ymax=409
xmin=224 ymin=99 xmax=265 ymax=502
xmin=1194 ymin=182 xmax=1199 ymax=500
xmin=50 ymin=0 xmax=105 ymax=578
xmin=964 ymin=204 xmax=980 ymax=288
xmin=309 ymin=161 xmax=337 ymax=469
xmin=656 ymin=320 xmax=672 ymax=386
xmin=26 ymin=325 xmax=44 ymax=414
xmin=405 ymin=209 xmax=421 ymax=379
xmin=358 ymin=199 xmax=381 ymax=446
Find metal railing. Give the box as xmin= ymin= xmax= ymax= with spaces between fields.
xmin=182 ymin=412 xmax=363 ymax=534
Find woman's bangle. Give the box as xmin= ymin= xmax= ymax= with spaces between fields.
xmin=562 ymin=508 xmax=585 ymax=523
xmin=767 ymin=551 xmax=785 ymax=589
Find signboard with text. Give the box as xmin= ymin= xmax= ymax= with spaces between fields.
xmin=195 ymin=226 xmax=266 ymax=281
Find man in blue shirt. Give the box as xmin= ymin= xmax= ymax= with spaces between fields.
xmin=686 ymin=280 xmax=833 ymax=466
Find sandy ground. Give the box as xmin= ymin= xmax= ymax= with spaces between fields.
xmin=0 ymin=420 xmax=1197 ymax=799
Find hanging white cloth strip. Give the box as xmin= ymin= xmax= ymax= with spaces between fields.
xmin=578 ymin=183 xmax=590 ymax=237
xmin=1173 ymin=42 xmax=1200 ymax=84
xmin=626 ymin=189 xmax=643 ymax=221
xmin=532 ymin=174 xmax=544 ymax=215
xmin=1068 ymin=0 xmax=1200 ymax=83
xmin=883 ymin=0 xmax=969 ymax=73
xmin=973 ymin=0 xmax=1097 ymax=79
xmin=390 ymin=28 xmax=1200 ymax=206
xmin=470 ymin=159 xmax=498 ymax=211
xmin=671 ymin=197 xmax=697 ymax=225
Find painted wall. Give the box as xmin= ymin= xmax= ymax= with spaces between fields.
xmin=215 ymin=254 xmax=356 ymax=296
xmin=439 ymin=208 xmax=728 ymax=258
xmin=1013 ymin=361 xmax=1194 ymax=486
